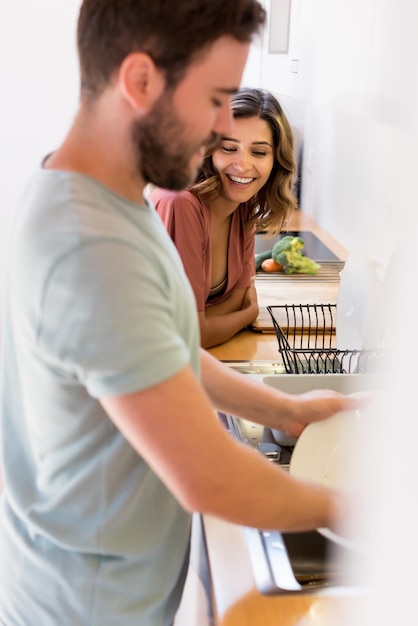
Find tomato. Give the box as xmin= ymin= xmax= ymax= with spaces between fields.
xmin=261 ymin=258 xmax=284 ymax=272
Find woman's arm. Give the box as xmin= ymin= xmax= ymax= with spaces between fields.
xmin=199 ymin=281 xmax=259 ymax=348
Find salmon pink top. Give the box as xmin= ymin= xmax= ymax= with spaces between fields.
xmin=151 ymin=188 xmax=255 ymax=311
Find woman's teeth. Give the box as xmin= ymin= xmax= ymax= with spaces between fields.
xmin=228 ymin=175 xmax=255 ymax=185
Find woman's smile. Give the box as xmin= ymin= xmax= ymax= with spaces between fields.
xmin=226 ymin=173 xmax=257 ymax=186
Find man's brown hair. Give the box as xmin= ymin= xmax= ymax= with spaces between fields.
xmin=77 ymin=0 xmax=266 ymax=99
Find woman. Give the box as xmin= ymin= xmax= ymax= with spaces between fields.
xmin=151 ymin=87 xmax=298 ymax=348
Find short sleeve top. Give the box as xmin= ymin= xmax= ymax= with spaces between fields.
xmin=0 ymin=170 xmax=200 ymax=625
xmin=151 ymin=188 xmax=256 ymax=311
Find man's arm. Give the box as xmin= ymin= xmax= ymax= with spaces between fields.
xmin=100 ymin=363 xmax=349 ymax=534
xmin=200 ymin=347 xmax=365 ymax=437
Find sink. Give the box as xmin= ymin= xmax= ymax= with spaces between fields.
xmin=259 ymin=372 xmax=383 ymax=394
xmin=223 ymin=370 xmax=384 ymax=595
xmin=244 ymin=526 xmax=362 ymax=595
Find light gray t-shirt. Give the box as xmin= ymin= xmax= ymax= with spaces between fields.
xmin=0 ymin=170 xmax=200 ymax=625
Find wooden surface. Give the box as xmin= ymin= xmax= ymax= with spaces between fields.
xmin=249 ymin=211 xmax=346 ymax=333
xmin=252 ymin=262 xmax=343 ymax=332
xmin=208 ymin=328 xmax=280 ymax=361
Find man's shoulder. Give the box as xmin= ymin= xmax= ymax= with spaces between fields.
xmin=149 ymin=187 xmax=198 ymax=206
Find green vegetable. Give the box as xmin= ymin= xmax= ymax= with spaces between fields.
xmin=255 ymin=249 xmax=273 ymax=271
xmin=271 ymin=236 xmax=321 ymax=275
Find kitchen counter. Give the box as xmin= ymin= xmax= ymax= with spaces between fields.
xmin=175 ymin=211 xmax=363 ymax=626
xmin=208 ymin=209 xmax=348 ymax=363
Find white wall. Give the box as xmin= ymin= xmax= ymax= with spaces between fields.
xmin=0 ymin=0 xmax=81 ymax=312
xmin=243 ymin=0 xmax=418 ymax=267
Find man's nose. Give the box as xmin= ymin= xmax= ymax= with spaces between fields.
xmin=212 ymin=99 xmax=234 ymax=136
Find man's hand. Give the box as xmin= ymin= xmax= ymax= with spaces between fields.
xmin=276 ymin=390 xmax=371 ymax=439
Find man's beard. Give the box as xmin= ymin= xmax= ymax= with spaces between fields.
xmin=132 ymin=92 xmax=218 ymax=191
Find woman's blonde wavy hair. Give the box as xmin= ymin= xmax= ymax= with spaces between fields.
xmin=189 ymin=87 xmax=298 ymax=234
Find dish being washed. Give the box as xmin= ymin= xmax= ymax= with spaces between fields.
xmin=289 ymin=407 xmax=367 ymax=551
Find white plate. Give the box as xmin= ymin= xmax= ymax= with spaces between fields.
xmin=289 ymin=408 xmax=366 ymax=551
xmin=336 ymin=252 xmax=383 ymax=351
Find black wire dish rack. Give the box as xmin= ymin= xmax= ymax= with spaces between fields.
xmin=267 ymin=303 xmax=384 ymax=374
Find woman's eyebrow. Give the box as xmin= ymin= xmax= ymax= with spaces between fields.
xmin=252 ymin=140 xmax=273 ymax=147
xmin=221 ymin=137 xmax=273 ymax=147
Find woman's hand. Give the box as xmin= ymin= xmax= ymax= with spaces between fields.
xmin=199 ymin=282 xmax=259 ymax=347
xmin=241 ymin=277 xmax=259 ymax=320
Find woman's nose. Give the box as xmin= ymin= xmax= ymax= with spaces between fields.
xmin=234 ymin=151 xmax=252 ymax=170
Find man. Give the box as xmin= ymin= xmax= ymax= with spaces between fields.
xmin=0 ymin=1 xmax=362 ymax=624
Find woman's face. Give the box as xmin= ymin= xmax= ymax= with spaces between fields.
xmin=211 ymin=115 xmax=275 ymax=205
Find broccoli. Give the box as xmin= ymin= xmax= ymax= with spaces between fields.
xmin=255 ymin=249 xmax=273 ymax=271
xmin=271 ymin=235 xmax=321 ymax=275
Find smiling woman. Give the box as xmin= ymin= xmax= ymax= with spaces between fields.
xmin=150 ymin=87 xmax=297 ymax=348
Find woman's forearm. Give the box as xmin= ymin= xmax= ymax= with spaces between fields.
xmin=199 ymin=304 xmax=258 ymax=348
xmin=199 ymin=285 xmax=259 ymax=348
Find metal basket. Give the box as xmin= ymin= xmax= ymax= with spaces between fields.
xmin=267 ymin=303 xmax=383 ymax=374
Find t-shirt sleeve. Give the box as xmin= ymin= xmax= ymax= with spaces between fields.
xmin=152 ymin=190 xmax=209 ymax=311
xmin=37 ymin=239 xmax=193 ymax=398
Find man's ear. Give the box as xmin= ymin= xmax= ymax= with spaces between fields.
xmin=118 ymin=52 xmax=165 ymax=113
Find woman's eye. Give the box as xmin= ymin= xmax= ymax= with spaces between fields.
xmin=253 ymin=150 xmax=268 ymax=157
xmin=221 ymin=146 xmax=237 ymax=153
